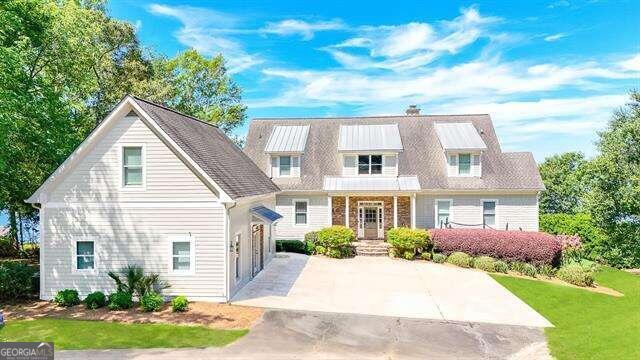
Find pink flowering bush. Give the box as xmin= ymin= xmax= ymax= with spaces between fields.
xmin=557 ymin=234 xmax=583 ymax=265
xmin=430 ymin=229 xmax=562 ymax=266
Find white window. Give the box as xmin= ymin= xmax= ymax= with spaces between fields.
xmin=458 ymin=153 xmax=471 ymax=175
xmin=294 ymin=200 xmax=308 ymax=225
xmin=122 ymin=146 xmax=143 ymax=186
xmin=279 ymin=155 xmax=291 ymax=176
xmin=358 ymin=155 xmax=382 ymax=175
xmin=483 ymin=200 xmax=496 ymax=227
xmin=170 ymin=235 xmax=195 ymax=274
xmin=234 ymin=233 xmax=241 ymax=280
xmin=436 ymin=200 xmax=452 ymax=228
xmin=76 ymin=241 xmax=95 ymax=270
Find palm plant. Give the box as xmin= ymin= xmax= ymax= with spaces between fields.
xmin=108 ymin=265 xmax=170 ymax=298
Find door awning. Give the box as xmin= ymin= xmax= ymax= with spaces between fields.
xmin=250 ymin=206 xmax=283 ymax=223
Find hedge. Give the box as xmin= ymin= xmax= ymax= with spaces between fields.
xmin=430 ymin=228 xmax=562 ymax=266
xmin=0 ymin=262 xmax=38 ymax=299
xmin=275 ymin=240 xmax=306 ymax=254
xmin=539 ymin=213 xmax=606 ymax=259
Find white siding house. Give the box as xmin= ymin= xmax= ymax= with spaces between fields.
xmin=27 ymin=96 xmax=281 ymax=301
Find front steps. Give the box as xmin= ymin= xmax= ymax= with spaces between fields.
xmin=353 ymin=240 xmax=390 ymax=256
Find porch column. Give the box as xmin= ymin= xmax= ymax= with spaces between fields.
xmin=393 ymin=196 xmax=398 ymax=228
xmin=327 ymin=195 xmax=332 ymax=226
xmin=411 ymin=193 xmax=416 ymax=229
xmin=345 ymin=195 xmax=350 ymax=228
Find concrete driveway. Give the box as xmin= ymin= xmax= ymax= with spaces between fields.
xmin=59 ymin=310 xmax=551 ymax=360
xmin=232 ymin=253 xmax=551 ymax=328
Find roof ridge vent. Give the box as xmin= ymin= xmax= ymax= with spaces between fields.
xmin=405 ymin=105 xmax=420 ymax=115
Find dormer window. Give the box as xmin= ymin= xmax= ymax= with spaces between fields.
xmin=358 ymin=155 xmax=383 ymax=175
xmin=458 ymin=153 xmax=471 ymax=175
xmin=271 ymin=155 xmax=300 ymax=178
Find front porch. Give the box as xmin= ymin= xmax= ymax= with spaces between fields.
xmin=329 ymin=195 xmax=416 ymax=240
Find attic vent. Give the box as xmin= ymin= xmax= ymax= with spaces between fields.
xmin=405 ymin=105 xmax=420 ymax=115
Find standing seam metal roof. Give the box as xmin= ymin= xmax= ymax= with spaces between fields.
xmin=435 ymin=123 xmax=488 ymax=150
xmin=264 ymin=125 xmax=310 ymax=153
xmin=338 ymin=124 xmax=403 ymax=151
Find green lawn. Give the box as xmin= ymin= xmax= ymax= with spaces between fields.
xmin=492 ymin=267 xmax=640 ymax=360
xmin=0 ymin=318 xmax=248 ymax=350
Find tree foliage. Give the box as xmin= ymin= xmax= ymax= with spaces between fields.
xmin=538 ymin=152 xmax=588 ymax=214
xmin=0 ymin=0 xmax=246 ymax=247
xmin=584 ymin=91 xmax=640 ymax=267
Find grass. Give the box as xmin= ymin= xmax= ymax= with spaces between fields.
xmin=0 ymin=318 xmax=248 ymax=350
xmin=492 ymin=267 xmax=640 ymax=360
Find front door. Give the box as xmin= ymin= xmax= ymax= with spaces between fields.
xmin=363 ymin=207 xmax=379 ymax=239
xmin=251 ymin=224 xmax=264 ymax=276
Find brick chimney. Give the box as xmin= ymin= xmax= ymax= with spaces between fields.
xmin=405 ymin=105 xmax=420 ymax=115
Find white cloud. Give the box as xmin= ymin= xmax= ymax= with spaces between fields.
xmin=255 ymin=59 xmax=632 ymax=107
xmin=261 ymin=19 xmax=345 ymax=40
xmin=148 ymin=3 xmax=262 ymax=73
xmin=619 ymin=54 xmax=640 ymax=71
xmin=324 ymin=7 xmax=501 ymax=71
xmin=544 ymin=33 xmax=567 ymax=42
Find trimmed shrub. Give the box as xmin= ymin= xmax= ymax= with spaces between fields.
xmin=108 ymin=291 xmax=133 ymax=310
xmin=402 ymin=251 xmax=414 ymax=260
xmin=432 ymin=253 xmax=446 ymax=263
xmin=556 ymin=263 xmax=595 ymax=287
xmin=473 ymin=256 xmax=496 ymax=272
xmin=316 ymin=226 xmax=354 ymax=259
xmin=420 ymin=252 xmax=432 ymax=261
xmin=275 ymin=240 xmax=306 ymax=254
xmin=446 ymin=252 xmax=473 ymax=268
xmin=430 ymin=229 xmax=562 ymax=266
xmin=494 ymin=260 xmax=509 ymax=273
xmin=84 ymin=291 xmax=107 ymax=309
xmin=171 ymin=295 xmax=189 ymax=312
xmin=140 ymin=292 xmax=164 ymax=312
xmin=54 ymin=289 xmax=80 ymax=307
xmin=387 ymin=228 xmax=430 ymax=258
xmin=0 ymin=262 xmax=38 ymax=299
xmin=315 ymin=245 xmax=326 ymax=255
xmin=538 ymin=264 xmax=556 ymax=278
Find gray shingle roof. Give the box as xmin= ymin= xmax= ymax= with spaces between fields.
xmin=244 ymin=114 xmax=544 ymax=191
xmin=133 ymin=97 xmax=279 ymax=199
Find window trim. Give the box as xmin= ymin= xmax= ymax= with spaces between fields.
xmin=293 ymin=199 xmax=309 ymax=226
xmin=481 ymin=199 xmax=498 ymax=228
xmin=169 ymin=234 xmax=196 ymax=275
xmin=275 ymin=155 xmax=300 ymax=178
xmin=435 ymin=199 xmax=453 ymax=228
xmin=72 ymin=239 xmax=97 ymax=274
xmin=119 ymin=144 xmax=146 ymax=191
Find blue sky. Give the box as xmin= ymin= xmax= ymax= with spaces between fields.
xmin=110 ymin=0 xmax=635 ymax=161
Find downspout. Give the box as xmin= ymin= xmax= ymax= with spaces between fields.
xmin=224 ymin=201 xmax=237 ymax=302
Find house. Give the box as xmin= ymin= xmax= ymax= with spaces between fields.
xmin=243 ymin=106 xmax=544 ymax=242
xmin=26 ymin=96 xmax=281 ymax=301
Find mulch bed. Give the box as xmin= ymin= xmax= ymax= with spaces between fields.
xmin=2 ymin=300 xmax=263 ymax=330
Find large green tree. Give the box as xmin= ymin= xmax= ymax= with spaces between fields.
xmin=0 ymin=0 xmax=246 ymax=247
xmin=585 ymin=91 xmax=640 ymax=267
xmin=538 ymin=151 xmax=589 ymax=214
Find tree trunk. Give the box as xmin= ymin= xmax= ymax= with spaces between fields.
xmin=8 ymin=209 xmax=19 ymax=251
